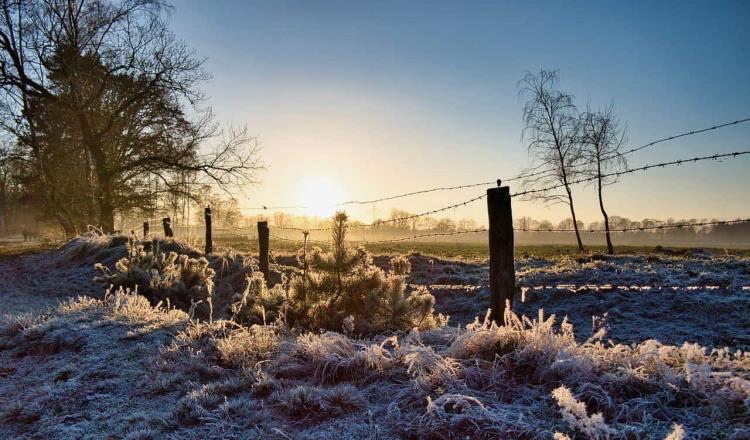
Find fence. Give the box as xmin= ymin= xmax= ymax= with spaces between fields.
xmin=120 ymin=117 xmax=750 ymax=324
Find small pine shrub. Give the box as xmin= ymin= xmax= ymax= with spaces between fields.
xmin=95 ymin=240 xmax=215 ymax=320
xmin=283 ymin=211 xmax=445 ymax=333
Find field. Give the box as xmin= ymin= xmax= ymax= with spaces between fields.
xmin=1 ymin=235 xmax=749 ymax=439
xmin=207 ymin=234 xmax=750 ymax=261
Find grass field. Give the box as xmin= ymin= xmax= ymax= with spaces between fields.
xmin=0 ymin=240 xmax=58 ymax=258
xmin=2 ymin=235 xmax=748 ymax=261
xmin=209 ymin=235 xmax=750 ymax=260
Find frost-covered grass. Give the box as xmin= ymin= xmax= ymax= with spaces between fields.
xmin=2 ymin=236 xmax=750 ymax=438
xmin=2 ymin=290 xmax=749 ymax=439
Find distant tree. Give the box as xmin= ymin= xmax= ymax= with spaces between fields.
xmin=579 ymin=103 xmax=628 ymax=254
xmin=456 ymin=218 xmax=478 ymax=231
xmin=433 ymin=218 xmax=456 ymax=233
xmin=389 ymin=209 xmax=413 ymax=230
xmin=557 ymin=218 xmax=584 ymax=231
xmin=518 ymin=70 xmax=585 ymax=251
xmin=513 ymin=216 xmax=536 ymax=231
xmin=272 ymin=212 xmax=290 ymax=228
xmin=537 ymin=219 xmax=554 ymax=231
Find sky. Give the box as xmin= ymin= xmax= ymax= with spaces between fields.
xmin=169 ymin=0 xmax=750 ymax=226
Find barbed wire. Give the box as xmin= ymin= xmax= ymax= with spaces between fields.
xmin=611 ymin=118 xmax=750 ymax=160
xmin=263 ymin=150 xmax=749 ymax=233
xmin=124 ymin=150 xmax=750 ymax=241
xmin=263 ymin=218 xmax=750 ymax=245
xmin=261 ymin=218 xmax=750 ymax=245
xmin=242 ymin=205 xmax=310 ymax=211
xmin=269 ymin=234 xmax=299 ymax=242
xmin=337 ymin=181 xmax=498 ymax=205
xmin=368 ymin=228 xmax=489 ymax=243
xmin=511 ymin=150 xmax=750 ymax=198
xmin=266 ymin=192 xmax=489 ymax=232
xmin=239 ymin=117 xmax=750 ymax=211
xmin=521 ymin=117 xmax=750 ymax=183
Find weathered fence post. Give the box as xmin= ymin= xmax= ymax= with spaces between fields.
xmin=204 ymin=207 xmax=213 ymax=254
xmin=162 ymin=217 xmax=173 ymax=238
xmin=487 ymin=185 xmax=515 ymax=325
xmin=143 ymin=221 xmax=149 ymax=237
xmin=258 ymin=221 xmax=270 ymax=286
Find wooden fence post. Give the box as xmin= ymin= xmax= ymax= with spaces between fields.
xmin=143 ymin=221 xmax=149 ymax=238
xmin=162 ymin=217 xmax=173 ymax=238
xmin=204 ymin=207 xmax=213 ymax=254
xmin=487 ymin=185 xmax=515 ymax=325
xmin=258 ymin=221 xmax=270 ymax=286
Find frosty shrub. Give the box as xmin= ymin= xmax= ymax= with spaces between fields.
xmin=285 ymin=211 xmax=445 ymax=333
xmin=552 ymin=385 xmax=612 ymax=439
xmin=95 ymin=240 xmax=215 ymax=320
xmin=228 ymin=271 xmax=287 ymax=326
xmin=215 ymin=325 xmax=279 ymax=368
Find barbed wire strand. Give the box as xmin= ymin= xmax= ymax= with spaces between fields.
xmin=126 ymin=149 xmax=750 ymax=241
xmin=267 ymin=192 xmax=489 ymax=232
xmin=266 ymin=149 xmax=749 ymax=232
xmin=511 ymin=150 xmax=750 ymax=198
xmin=262 ymin=218 xmax=750 ymax=245
xmin=240 ymin=117 xmax=750 ymax=210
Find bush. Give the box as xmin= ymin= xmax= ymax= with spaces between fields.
xmin=228 ymin=271 xmax=286 ymax=326
xmin=283 ymin=211 xmax=445 ymax=333
xmin=95 ymin=239 xmax=215 ymax=320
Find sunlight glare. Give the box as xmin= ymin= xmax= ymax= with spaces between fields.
xmin=299 ymin=178 xmax=343 ymax=218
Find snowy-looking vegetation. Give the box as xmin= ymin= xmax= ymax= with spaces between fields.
xmin=1 ymin=233 xmax=749 ymax=439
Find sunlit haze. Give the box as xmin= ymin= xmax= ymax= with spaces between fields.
xmin=170 ymin=1 xmax=750 ymax=225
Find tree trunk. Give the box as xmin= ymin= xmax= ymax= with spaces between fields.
xmin=59 ymin=218 xmax=76 ymax=237
xmin=98 ymin=188 xmax=116 ymax=233
xmin=0 ymin=185 xmax=6 ymax=234
xmin=565 ymin=186 xmax=585 ymax=252
xmin=93 ymin=161 xmax=116 ymax=233
xmin=597 ymin=173 xmax=614 ymax=255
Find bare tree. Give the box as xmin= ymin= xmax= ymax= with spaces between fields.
xmin=579 ymin=103 xmax=627 ymax=254
xmin=518 ymin=70 xmax=585 ymax=251
xmin=0 ymin=0 xmax=262 ymax=233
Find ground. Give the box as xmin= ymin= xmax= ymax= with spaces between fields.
xmin=1 ymin=238 xmax=749 ymax=439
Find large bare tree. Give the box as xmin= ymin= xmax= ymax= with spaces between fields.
xmin=579 ymin=103 xmax=628 ymax=254
xmin=518 ymin=70 xmax=585 ymax=251
xmin=0 ymin=0 xmax=261 ymax=233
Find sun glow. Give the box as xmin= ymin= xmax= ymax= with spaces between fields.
xmin=299 ymin=177 xmax=344 ymax=218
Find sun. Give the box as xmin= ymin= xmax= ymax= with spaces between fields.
xmin=299 ymin=177 xmax=343 ymax=218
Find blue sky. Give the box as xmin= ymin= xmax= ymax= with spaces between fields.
xmin=170 ymin=0 xmax=750 ymax=224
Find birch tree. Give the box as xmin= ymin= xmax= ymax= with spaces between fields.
xmin=518 ymin=70 xmax=585 ymax=251
xmin=579 ymin=103 xmax=628 ymax=254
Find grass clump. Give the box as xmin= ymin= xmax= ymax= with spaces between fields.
xmin=228 ymin=271 xmax=287 ymax=326
xmin=95 ymin=240 xmax=215 ymax=320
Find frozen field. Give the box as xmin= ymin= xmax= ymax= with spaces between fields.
xmin=1 ymin=239 xmax=749 ymax=439
xmin=405 ymin=251 xmax=750 ymax=348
